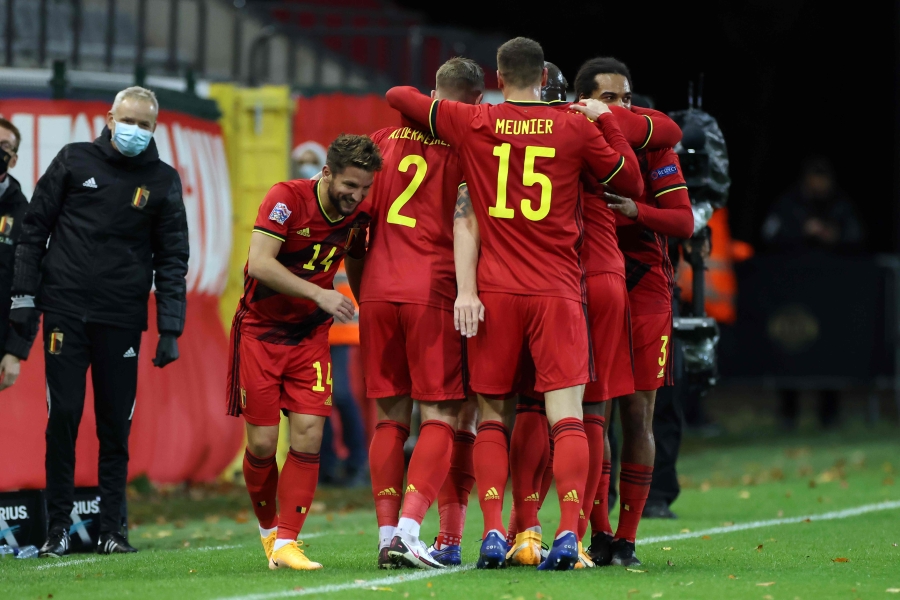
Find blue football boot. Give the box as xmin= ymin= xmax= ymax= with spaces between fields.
xmin=537 ymin=531 xmax=579 ymax=571
xmin=427 ymin=538 xmax=462 ymax=566
xmin=476 ymin=530 xmax=508 ymax=569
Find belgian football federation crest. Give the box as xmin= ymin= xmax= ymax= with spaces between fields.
xmin=132 ymin=186 xmax=150 ymax=209
xmin=0 ymin=215 xmax=12 ymax=236
xmin=344 ymin=225 xmax=361 ymax=250
xmin=48 ymin=329 xmax=64 ymax=355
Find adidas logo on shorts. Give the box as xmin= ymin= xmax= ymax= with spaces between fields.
xmin=405 ymin=484 xmax=417 ymax=493
xmin=483 ymin=487 xmax=500 ymax=501
xmin=324 ymin=396 xmax=332 ymax=406
xmin=377 ymin=487 xmax=399 ymax=497
xmin=563 ymin=490 xmax=579 ymax=503
xmin=524 ymin=492 xmax=540 ymax=502
xmin=657 ymin=367 xmax=665 ymax=378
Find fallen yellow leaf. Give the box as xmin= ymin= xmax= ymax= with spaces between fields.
xmin=368 ymin=588 xmax=393 ymax=592
xmin=702 ymin=535 xmax=712 ymax=540
xmin=756 ymin=544 xmax=763 ymax=551
xmin=652 ymin=594 xmax=663 ymax=598
xmin=427 ymin=582 xmax=433 ymax=588
xmin=722 ymin=521 xmax=735 ymax=527
xmin=886 ymin=588 xmax=900 ymax=593
xmin=756 ymin=582 xmax=776 ymax=587
xmin=739 ymin=490 xmax=751 ymax=499
xmin=189 ymin=569 xmax=197 ymax=574
xmin=626 ymin=568 xmax=649 ymax=573
xmin=777 ymin=510 xmax=784 ymax=518
xmin=662 ymin=547 xmax=672 ymax=551
xmin=832 ymin=557 xmax=849 ymax=563
xmin=680 ymin=528 xmax=691 ymax=533
xmin=156 ymin=530 xmax=172 ymax=538
xmin=728 ymin=575 xmax=738 ymax=579
xmin=764 ymin=595 xmax=774 ymax=600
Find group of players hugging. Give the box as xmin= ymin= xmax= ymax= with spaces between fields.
xmin=225 ymin=36 xmax=693 ymax=572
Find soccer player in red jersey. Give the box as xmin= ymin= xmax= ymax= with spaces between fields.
xmin=501 ymin=60 xmax=685 ymax=569
xmin=350 ymin=57 xmax=485 ymax=570
xmin=226 ymin=135 xmax=382 ymax=571
xmin=386 ymin=37 xmax=644 ymax=571
xmin=573 ymin=58 xmax=693 ymax=568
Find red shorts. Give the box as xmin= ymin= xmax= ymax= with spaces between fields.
xmin=468 ymin=292 xmax=590 ymax=395
xmin=584 ymin=273 xmax=635 ymax=402
xmin=226 ymin=324 xmax=333 ymax=426
xmin=631 ymin=311 xmax=673 ymax=391
xmin=359 ymin=301 xmax=465 ymax=401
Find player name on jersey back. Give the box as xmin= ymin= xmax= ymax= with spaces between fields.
xmin=494 ymin=118 xmax=553 ymax=135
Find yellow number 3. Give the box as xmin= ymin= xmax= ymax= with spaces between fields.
xmin=386 ymin=154 xmax=427 ymax=228
xmin=658 ymin=336 xmax=669 ymax=366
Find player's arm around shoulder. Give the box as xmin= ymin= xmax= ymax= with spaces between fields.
xmin=453 ymin=183 xmax=483 ymax=337
xmin=571 ymin=99 xmax=644 ymax=199
xmin=247 ymin=232 xmax=355 ymax=324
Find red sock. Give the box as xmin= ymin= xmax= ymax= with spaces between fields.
xmin=437 ymin=430 xmax=475 ymax=548
xmin=276 ymin=449 xmax=319 ymax=540
xmin=400 ymin=420 xmax=456 ymax=523
xmin=615 ymin=463 xmax=653 ymax=542
xmin=510 ymin=408 xmax=549 ymax=534
xmin=578 ymin=414 xmax=606 ymax=541
xmin=369 ymin=420 xmax=410 ymax=528
xmin=550 ymin=418 xmax=589 ymax=537
xmin=242 ymin=449 xmax=279 ymax=530
xmin=590 ymin=461 xmax=613 ymax=536
xmin=474 ymin=420 xmax=509 ymax=538
xmin=538 ymin=438 xmax=555 ymax=508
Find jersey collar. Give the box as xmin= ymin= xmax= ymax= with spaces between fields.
xmin=315 ymin=180 xmax=344 ymax=225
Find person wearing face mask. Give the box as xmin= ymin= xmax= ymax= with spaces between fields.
xmin=10 ymin=86 xmax=189 ymax=557
xmin=0 ymin=118 xmax=39 ymax=393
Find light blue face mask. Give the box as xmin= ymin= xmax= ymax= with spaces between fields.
xmin=112 ymin=120 xmax=153 ymax=157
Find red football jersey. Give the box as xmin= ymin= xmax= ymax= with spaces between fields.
xmin=580 ymin=176 xmax=625 ymax=278
xmin=618 ymin=149 xmax=689 ymax=314
xmin=359 ymin=125 xmax=464 ymax=310
xmin=387 ymin=89 xmax=643 ymax=303
xmin=234 ymin=179 xmax=371 ymax=344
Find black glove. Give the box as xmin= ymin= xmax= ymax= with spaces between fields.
xmin=9 ymin=296 xmax=39 ymax=344
xmin=152 ymin=333 xmax=179 ymax=368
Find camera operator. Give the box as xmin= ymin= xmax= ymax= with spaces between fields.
xmin=0 ymin=118 xmax=39 ymax=391
xmin=11 ymin=86 xmax=189 ymax=557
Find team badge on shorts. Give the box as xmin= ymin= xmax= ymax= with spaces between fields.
xmin=269 ymin=202 xmax=292 ymax=225
xmin=132 ymin=186 xmax=150 ymax=209
xmin=240 ymin=388 xmax=247 ymax=409
xmin=48 ymin=329 xmax=64 ymax=355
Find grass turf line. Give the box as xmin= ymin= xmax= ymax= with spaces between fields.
xmin=2 ymin=429 xmax=898 ymax=599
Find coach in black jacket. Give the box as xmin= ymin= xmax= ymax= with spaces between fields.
xmin=0 ymin=118 xmax=39 ymax=391
xmin=10 ymin=86 xmax=189 ymax=557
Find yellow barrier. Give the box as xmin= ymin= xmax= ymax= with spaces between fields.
xmin=208 ymin=84 xmax=294 ymax=478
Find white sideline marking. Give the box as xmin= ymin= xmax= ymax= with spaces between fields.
xmin=218 ymin=566 xmax=474 ymax=599
xmin=34 ymin=557 xmax=100 ymax=570
xmin=637 ymin=499 xmax=900 ymax=545
xmin=214 ymin=499 xmax=900 ymax=600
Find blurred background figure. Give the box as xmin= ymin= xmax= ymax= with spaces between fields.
xmin=320 ymin=268 xmax=369 ymax=487
xmin=291 ymin=141 xmax=327 ymax=180
xmin=762 ymin=157 xmax=865 ymax=254
xmin=762 ymin=157 xmax=867 ymax=430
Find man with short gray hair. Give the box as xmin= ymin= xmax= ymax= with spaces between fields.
xmin=10 ymin=85 xmax=189 ymax=557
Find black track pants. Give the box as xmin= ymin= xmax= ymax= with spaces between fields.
xmin=43 ymin=312 xmax=141 ymax=534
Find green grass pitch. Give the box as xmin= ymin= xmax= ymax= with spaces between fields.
xmin=2 ymin=427 xmax=898 ymax=599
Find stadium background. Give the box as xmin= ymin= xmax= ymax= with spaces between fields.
xmin=0 ymin=0 xmax=896 ymax=502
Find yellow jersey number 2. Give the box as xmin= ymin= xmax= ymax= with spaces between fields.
xmin=386 ymin=154 xmax=427 ymax=228
xmin=489 ymin=144 xmax=555 ymax=221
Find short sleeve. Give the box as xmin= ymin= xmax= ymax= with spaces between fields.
xmin=431 ymin=100 xmax=475 ymax=146
xmin=253 ymin=183 xmax=299 ymax=242
xmin=647 ymin=149 xmax=688 ymax=198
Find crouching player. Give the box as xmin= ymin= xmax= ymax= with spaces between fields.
xmin=226 ymin=135 xmax=382 ymax=570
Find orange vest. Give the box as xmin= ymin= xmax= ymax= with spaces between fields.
xmin=328 ymin=265 xmax=360 ymax=345
xmin=677 ymin=208 xmax=752 ymax=324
